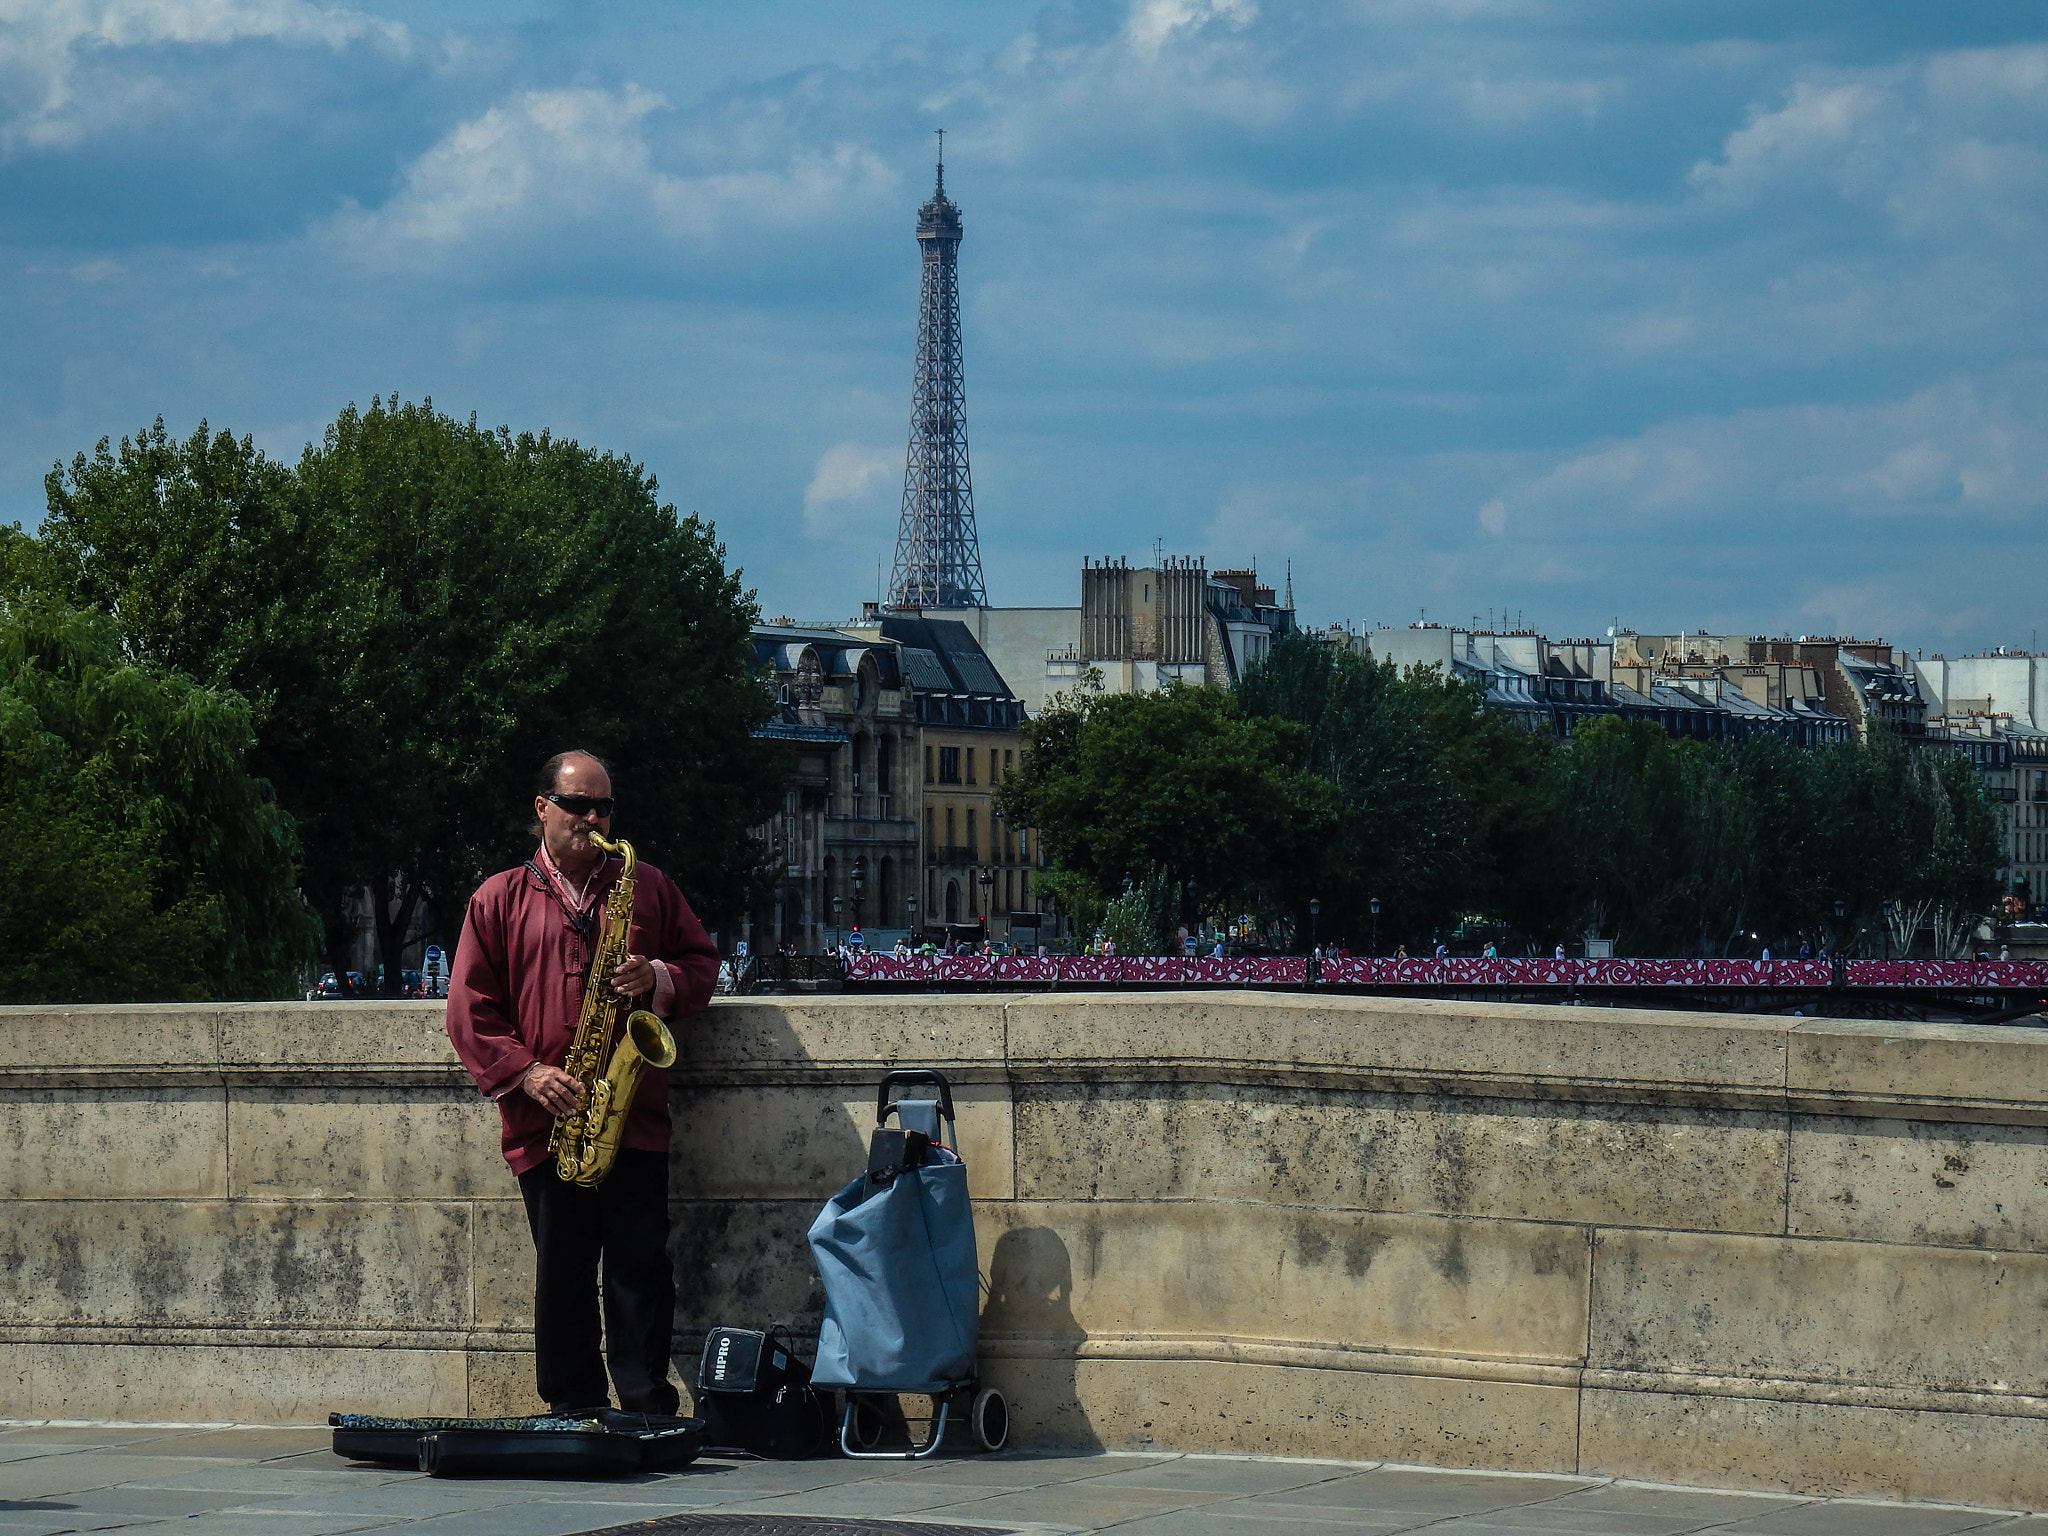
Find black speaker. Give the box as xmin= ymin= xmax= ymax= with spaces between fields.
xmin=695 ymin=1326 xmax=831 ymax=1458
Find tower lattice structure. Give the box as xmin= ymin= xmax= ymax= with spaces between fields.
xmin=887 ymin=150 xmax=986 ymax=609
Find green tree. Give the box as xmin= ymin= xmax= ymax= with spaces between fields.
xmin=1236 ymin=635 xmax=1552 ymax=949
xmin=998 ymin=681 xmax=1336 ymax=934
xmin=0 ymin=603 xmax=312 ymax=1001
xmin=29 ymin=401 xmax=784 ymax=995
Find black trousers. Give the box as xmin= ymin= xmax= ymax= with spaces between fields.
xmin=517 ymin=1148 xmax=680 ymax=1416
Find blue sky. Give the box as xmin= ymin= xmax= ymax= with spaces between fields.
xmin=4 ymin=1 xmax=2045 ymax=650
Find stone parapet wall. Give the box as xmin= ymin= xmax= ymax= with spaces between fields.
xmin=2 ymin=994 xmax=2045 ymax=1506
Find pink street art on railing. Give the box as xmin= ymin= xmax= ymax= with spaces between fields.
xmin=842 ymin=953 xmax=2048 ymax=989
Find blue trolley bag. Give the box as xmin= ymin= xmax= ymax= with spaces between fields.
xmin=809 ymin=1142 xmax=979 ymax=1394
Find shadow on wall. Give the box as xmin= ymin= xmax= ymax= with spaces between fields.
xmin=983 ymin=1224 xmax=1101 ymax=1451
xmin=667 ymin=1004 xmax=872 ymax=1403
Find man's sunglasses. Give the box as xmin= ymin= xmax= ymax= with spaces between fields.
xmin=542 ymin=793 xmax=614 ymax=818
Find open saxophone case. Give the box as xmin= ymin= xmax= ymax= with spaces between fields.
xmin=329 ymin=1411 xmax=704 ymax=1478
xmin=804 ymin=1068 xmax=1009 ymax=1457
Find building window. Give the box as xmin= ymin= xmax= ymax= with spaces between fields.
xmin=925 ymin=806 xmax=934 ymax=850
xmin=946 ymin=807 xmax=955 ymax=849
xmin=877 ymin=737 xmax=892 ymax=802
xmin=966 ymin=748 xmax=976 ymax=785
xmin=1005 ymin=749 xmax=1014 ymax=776
xmin=967 ymin=810 xmax=978 ymax=858
xmin=938 ymin=746 xmax=961 ymax=784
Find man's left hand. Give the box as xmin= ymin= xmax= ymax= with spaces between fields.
xmin=612 ymin=954 xmax=656 ymax=997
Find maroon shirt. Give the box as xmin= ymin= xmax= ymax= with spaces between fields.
xmin=446 ymin=852 xmax=719 ymax=1175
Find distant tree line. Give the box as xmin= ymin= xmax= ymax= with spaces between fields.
xmin=2 ymin=400 xmax=784 ymax=1003
xmin=999 ymin=634 xmax=2002 ymax=957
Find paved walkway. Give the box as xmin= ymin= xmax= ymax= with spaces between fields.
xmin=0 ymin=1425 xmax=2041 ymax=1536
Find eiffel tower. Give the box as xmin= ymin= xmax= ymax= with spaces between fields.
xmin=887 ymin=135 xmax=986 ymax=609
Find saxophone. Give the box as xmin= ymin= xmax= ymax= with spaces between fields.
xmin=549 ymin=832 xmax=678 ymax=1187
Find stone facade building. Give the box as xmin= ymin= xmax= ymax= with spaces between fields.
xmin=747 ymin=616 xmax=1031 ymax=953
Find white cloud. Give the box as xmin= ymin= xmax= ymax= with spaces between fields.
xmin=1126 ymin=0 xmax=1258 ymax=60
xmin=321 ymin=83 xmax=894 ymax=272
xmin=802 ymin=443 xmax=899 ymax=538
xmin=0 ymin=0 xmax=408 ymax=150
xmin=1473 ymin=372 xmax=2048 ymax=543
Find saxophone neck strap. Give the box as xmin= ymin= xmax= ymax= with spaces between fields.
xmin=525 ymin=859 xmax=598 ymax=948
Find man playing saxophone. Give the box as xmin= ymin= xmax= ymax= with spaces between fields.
xmin=446 ymin=749 xmax=719 ymax=1419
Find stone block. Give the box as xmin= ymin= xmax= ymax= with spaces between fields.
xmin=672 ymin=1084 xmax=1013 ymax=1202
xmin=217 ymin=1002 xmax=456 ymax=1073
xmin=1590 ymin=1229 xmax=2048 ymax=1395
xmin=1005 ymin=992 xmax=1790 ymax=1094
xmin=466 ymin=1345 xmax=544 ymax=1417
xmin=670 ymin=1200 xmax=828 ymax=1338
xmin=683 ymin=997 xmax=1013 ymax=1075
xmin=978 ymin=1354 xmax=1578 ymax=1467
xmin=1791 ymin=1114 xmax=2048 ymax=1253
xmin=979 ymin=1202 xmax=1588 ymax=1368
xmin=0 ymin=1004 xmax=220 ymax=1072
xmin=27 ymin=1341 xmax=466 ymax=1423
xmin=472 ymin=1199 xmax=536 ymax=1331
xmin=1580 ymin=1387 xmax=2048 ymax=1508
xmin=0 ymin=1199 xmax=473 ymax=1331
xmin=0 ymin=1089 xmax=226 ymax=1200
xmin=227 ymin=1088 xmax=504 ymax=1200
xmin=1790 ymin=1018 xmax=2048 ymax=1112
xmin=1015 ymin=1081 xmax=1786 ymax=1233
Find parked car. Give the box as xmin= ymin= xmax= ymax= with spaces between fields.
xmin=307 ymin=971 xmax=371 ymax=1000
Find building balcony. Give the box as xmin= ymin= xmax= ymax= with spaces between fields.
xmin=928 ymin=845 xmax=980 ymax=866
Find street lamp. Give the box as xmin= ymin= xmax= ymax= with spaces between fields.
xmin=907 ymin=895 xmax=918 ymax=942
xmin=832 ymin=894 xmax=843 ymax=950
xmin=1880 ymin=898 xmax=1894 ymax=962
xmin=852 ymin=856 xmax=866 ymax=938
xmin=1369 ymin=896 xmax=1381 ymax=957
xmin=1309 ymin=898 xmax=1321 ymax=977
xmin=978 ymin=867 xmax=995 ymax=943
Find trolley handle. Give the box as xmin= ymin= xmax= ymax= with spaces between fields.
xmin=877 ymin=1068 xmax=955 ymax=1129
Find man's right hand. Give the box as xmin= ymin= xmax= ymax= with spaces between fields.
xmin=521 ymin=1062 xmax=585 ymax=1116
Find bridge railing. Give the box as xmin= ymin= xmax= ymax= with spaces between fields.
xmin=842 ymin=953 xmax=2048 ymax=989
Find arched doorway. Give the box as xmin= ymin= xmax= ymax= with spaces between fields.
xmin=945 ymin=879 xmax=961 ymax=924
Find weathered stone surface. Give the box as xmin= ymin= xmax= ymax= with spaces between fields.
xmin=672 ymin=1084 xmax=1014 ymax=1203
xmin=8 ymin=993 xmax=2048 ymax=1509
xmin=1589 ymin=1228 xmax=2048 ymax=1395
xmin=1580 ymin=1387 xmax=2048 ymax=1508
xmin=0 ymin=1089 xmax=226 ymax=1200
xmin=0 ymin=1199 xmax=472 ymax=1330
xmin=470 ymin=1198 xmax=537 ymax=1332
xmin=675 ymin=996 xmax=1014 ymax=1075
xmin=25 ymin=1342 xmax=467 ymax=1422
xmin=1005 ymin=992 xmax=1790 ymax=1091
xmin=1015 ymin=1081 xmax=1786 ymax=1233
xmin=228 ymin=1088 xmax=503 ymax=1199
xmin=977 ymin=1202 xmax=1588 ymax=1367
xmin=1791 ymin=1114 xmax=2048 ymax=1253
xmin=217 ymin=1002 xmax=456 ymax=1073
xmin=466 ymin=1342 xmax=544 ymax=1417
xmin=0 ymin=1004 xmax=221 ymax=1072
xmin=979 ymin=1356 xmax=1580 ymax=1467
xmin=1790 ymin=1017 xmax=2048 ymax=1111
xmin=671 ymin=1198 xmax=828 ymax=1336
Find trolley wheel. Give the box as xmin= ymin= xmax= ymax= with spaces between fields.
xmin=971 ymin=1387 xmax=1009 ymax=1451
xmin=848 ymin=1396 xmax=887 ymax=1451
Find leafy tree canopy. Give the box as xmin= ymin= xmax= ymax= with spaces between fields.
xmin=23 ymin=400 xmax=783 ymax=994
xmin=0 ymin=603 xmax=312 ymax=1002
xmin=997 ymin=679 xmax=1338 ymax=922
